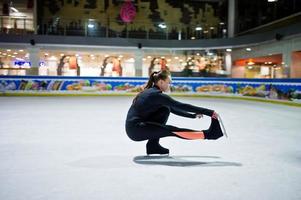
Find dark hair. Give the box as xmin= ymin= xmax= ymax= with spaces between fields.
xmin=132 ymin=70 xmax=170 ymax=104
xmin=144 ymin=70 xmax=171 ymax=89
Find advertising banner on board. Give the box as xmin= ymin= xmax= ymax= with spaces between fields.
xmin=1 ymin=76 xmax=301 ymax=103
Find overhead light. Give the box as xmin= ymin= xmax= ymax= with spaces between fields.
xmin=158 ymin=23 xmax=167 ymax=29
xmin=246 ymin=48 xmax=252 ymax=51
xmin=226 ymin=49 xmax=232 ymax=52
xmin=219 ymin=22 xmax=225 ymax=25
xmin=196 ymin=53 xmax=200 ymax=56
xmin=191 ymin=37 xmax=196 ymax=40
xmin=247 ymin=59 xmax=255 ymax=65
xmin=7 ymin=49 xmax=11 ymax=52
xmin=210 ymin=27 xmax=214 ymax=30
xmin=195 ymin=27 xmax=202 ymax=31
xmin=88 ymin=24 xmax=94 ymax=28
xmin=268 ymin=0 xmax=277 ymax=2
xmin=19 ymin=49 xmax=24 ymax=52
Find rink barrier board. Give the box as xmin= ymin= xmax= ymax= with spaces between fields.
xmin=1 ymin=76 xmax=301 ymax=106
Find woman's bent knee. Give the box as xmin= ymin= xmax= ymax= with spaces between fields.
xmin=126 ymin=126 xmax=144 ymax=142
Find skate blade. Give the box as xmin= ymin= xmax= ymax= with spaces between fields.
xmin=217 ymin=114 xmax=228 ymax=138
xmin=146 ymin=153 xmax=170 ymax=157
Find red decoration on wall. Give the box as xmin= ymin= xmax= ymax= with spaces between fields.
xmin=120 ymin=1 xmax=136 ymax=23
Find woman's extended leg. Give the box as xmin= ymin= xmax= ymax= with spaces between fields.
xmin=145 ymin=106 xmax=205 ymax=140
xmin=132 ymin=117 xmax=223 ymax=141
xmin=132 ymin=121 xmax=205 ymax=141
xmin=126 ymin=120 xmax=205 ymax=155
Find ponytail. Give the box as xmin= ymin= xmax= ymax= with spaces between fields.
xmin=132 ymin=70 xmax=170 ymax=104
xmin=144 ymin=71 xmax=158 ymax=89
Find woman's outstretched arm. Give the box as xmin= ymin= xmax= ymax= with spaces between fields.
xmin=156 ymin=93 xmax=214 ymax=117
xmin=170 ymin=106 xmax=197 ymax=118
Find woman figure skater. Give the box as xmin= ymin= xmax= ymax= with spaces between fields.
xmin=125 ymin=70 xmax=225 ymax=155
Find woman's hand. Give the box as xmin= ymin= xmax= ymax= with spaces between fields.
xmin=196 ymin=114 xmax=203 ymax=118
xmin=212 ymin=111 xmax=218 ymax=119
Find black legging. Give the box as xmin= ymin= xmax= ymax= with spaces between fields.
xmin=125 ymin=107 xmax=198 ymax=142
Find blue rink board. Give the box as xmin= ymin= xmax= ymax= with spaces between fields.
xmin=1 ymin=76 xmax=301 ymax=101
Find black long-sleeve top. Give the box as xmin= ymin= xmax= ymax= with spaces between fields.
xmin=126 ymin=86 xmax=214 ymax=124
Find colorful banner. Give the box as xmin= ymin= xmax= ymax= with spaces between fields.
xmin=0 ymin=76 xmax=301 ymax=102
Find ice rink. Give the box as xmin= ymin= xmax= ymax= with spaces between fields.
xmin=0 ymin=96 xmax=300 ymax=200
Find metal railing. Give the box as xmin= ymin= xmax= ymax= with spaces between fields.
xmin=38 ymin=18 xmax=227 ymax=40
xmin=1 ymin=16 xmax=228 ymax=40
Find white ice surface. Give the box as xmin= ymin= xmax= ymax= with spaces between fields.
xmin=0 ymin=96 xmax=300 ymax=200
